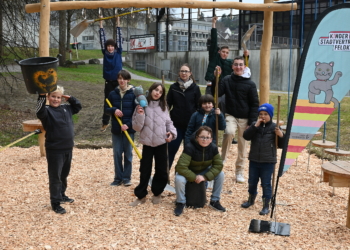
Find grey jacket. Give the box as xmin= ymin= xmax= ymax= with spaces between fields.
xmin=132 ymin=100 xmax=177 ymax=147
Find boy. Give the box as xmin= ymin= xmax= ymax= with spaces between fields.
xmin=241 ymin=103 xmax=284 ymax=215
xmin=205 ymin=16 xmax=251 ymax=144
xmin=36 ymin=86 xmax=82 ymax=214
xmin=99 ymin=16 xmax=123 ymax=132
xmin=174 ymin=126 xmax=225 ymax=216
xmin=104 ymin=70 xmax=136 ymax=186
xmin=185 ymin=94 xmax=226 ymax=146
xmin=213 ymin=56 xmax=259 ymax=183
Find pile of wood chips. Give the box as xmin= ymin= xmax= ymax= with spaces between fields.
xmin=0 ymin=145 xmax=349 ymax=249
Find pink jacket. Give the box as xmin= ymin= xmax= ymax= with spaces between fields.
xmin=132 ymin=100 xmax=177 ymax=147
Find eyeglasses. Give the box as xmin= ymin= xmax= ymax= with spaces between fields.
xmin=233 ymin=63 xmax=244 ymax=67
xmin=180 ymin=70 xmax=191 ymax=73
xmin=198 ymin=136 xmax=212 ymax=141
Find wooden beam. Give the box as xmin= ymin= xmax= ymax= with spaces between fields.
xmin=39 ymin=0 xmax=50 ymax=57
xmin=259 ymin=0 xmax=274 ymax=105
xmin=26 ymin=0 xmax=297 ymax=13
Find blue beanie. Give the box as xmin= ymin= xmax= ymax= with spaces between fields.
xmin=258 ymin=103 xmax=274 ymax=119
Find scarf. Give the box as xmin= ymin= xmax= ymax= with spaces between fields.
xmin=177 ymin=78 xmax=193 ymax=91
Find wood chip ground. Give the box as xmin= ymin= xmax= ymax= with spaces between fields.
xmin=1 ymin=145 xmax=350 ymax=249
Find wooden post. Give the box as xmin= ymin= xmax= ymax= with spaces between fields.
xmin=39 ymin=0 xmax=50 ymax=57
xmin=347 ymin=188 xmax=350 ymax=228
xmin=259 ymin=0 xmax=274 ymax=105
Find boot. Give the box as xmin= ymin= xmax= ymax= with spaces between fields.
xmin=151 ymin=195 xmax=162 ymax=204
xmin=259 ymin=198 xmax=270 ymax=215
xmin=129 ymin=197 xmax=146 ymax=207
xmin=241 ymin=194 xmax=257 ymax=208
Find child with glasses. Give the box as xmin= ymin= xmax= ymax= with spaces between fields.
xmin=241 ymin=103 xmax=284 ymax=215
xmin=185 ymin=94 xmax=226 ymax=146
xmin=167 ymin=63 xmax=201 ymax=170
xmin=174 ymin=126 xmax=225 ymax=216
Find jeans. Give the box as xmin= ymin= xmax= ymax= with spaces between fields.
xmin=134 ymin=144 xmax=168 ymax=199
xmin=102 ymin=80 xmax=118 ymax=125
xmin=168 ymin=127 xmax=186 ymax=170
xmin=248 ymin=161 xmax=275 ymax=200
xmin=112 ymin=132 xmax=134 ymax=183
xmin=46 ymin=149 xmax=72 ymax=204
xmin=221 ymin=115 xmax=248 ymax=174
xmin=175 ymin=168 xmax=225 ymax=204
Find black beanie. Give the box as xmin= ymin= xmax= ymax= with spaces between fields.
xmin=105 ymin=39 xmax=116 ymax=48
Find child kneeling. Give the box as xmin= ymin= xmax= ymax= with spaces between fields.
xmin=241 ymin=103 xmax=284 ymax=215
xmin=174 ymin=126 xmax=225 ymax=216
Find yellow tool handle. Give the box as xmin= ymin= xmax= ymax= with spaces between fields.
xmin=245 ymin=55 xmax=249 ymax=67
xmin=0 ymin=131 xmax=36 ymax=152
xmin=106 ymin=98 xmax=142 ymax=160
xmin=95 ymin=8 xmax=150 ymax=22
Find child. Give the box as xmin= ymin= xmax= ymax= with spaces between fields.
xmin=104 ymin=70 xmax=136 ymax=187
xmin=205 ymin=17 xmax=251 ymax=93
xmin=36 ymin=86 xmax=82 ymax=214
xmin=99 ymin=16 xmax=123 ymax=132
xmin=130 ymin=82 xmax=177 ymax=206
xmin=174 ymin=126 xmax=225 ymax=216
xmin=166 ymin=63 xmax=201 ymax=170
xmin=185 ymin=94 xmax=226 ymax=146
xmin=241 ymin=103 xmax=284 ymax=215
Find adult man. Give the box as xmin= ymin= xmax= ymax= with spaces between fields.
xmin=212 ymin=56 xmax=259 ymax=183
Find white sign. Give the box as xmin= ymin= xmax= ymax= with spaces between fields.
xmin=130 ymin=34 xmax=155 ymax=50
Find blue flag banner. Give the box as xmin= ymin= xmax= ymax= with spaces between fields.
xmin=279 ymin=3 xmax=350 ymax=177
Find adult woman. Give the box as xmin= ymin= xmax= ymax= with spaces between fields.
xmin=167 ymin=64 xmax=201 ymax=169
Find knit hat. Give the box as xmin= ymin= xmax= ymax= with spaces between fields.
xmin=258 ymin=103 xmax=274 ymax=119
xmin=105 ymin=39 xmax=116 ymax=48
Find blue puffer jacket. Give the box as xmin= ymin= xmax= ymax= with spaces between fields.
xmin=105 ymin=86 xmax=136 ymax=135
xmin=184 ymin=108 xmax=226 ymax=145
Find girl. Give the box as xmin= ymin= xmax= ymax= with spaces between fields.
xmin=130 ymin=83 xmax=177 ymax=206
xmin=241 ymin=103 xmax=284 ymax=215
xmin=167 ymin=63 xmax=201 ymax=170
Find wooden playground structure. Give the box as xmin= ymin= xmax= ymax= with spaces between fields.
xmin=25 ymin=0 xmax=297 ymax=104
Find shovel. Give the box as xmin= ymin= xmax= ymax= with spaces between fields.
xmin=0 ymin=129 xmax=42 ymax=152
xmin=70 ymin=8 xmax=150 ymax=38
xmin=241 ymin=24 xmax=256 ymax=67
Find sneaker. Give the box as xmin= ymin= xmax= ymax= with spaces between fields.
xmin=232 ymin=139 xmax=238 ymax=144
xmin=174 ymin=203 xmax=185 ymax=216
xmin=123 ymin=180 xmax=132 ymax=186
xmin=236 ymin=174 xmax=245 ymax=183
xmin=209 ymin=200 xmax=226 ymax=212
xmin=110 ymin=180 xmax=123 ymax=186
xmin=129 ymin=197 xmax=146 ymax=207
xmin=152 ymin=195 xmax=162 ymax=204
xmin=100 ymin=124 xmax=109 ymax=132
xmin=60 ymin=196 xmax=74 ymax=204
xmin=51 ymin=203 xmax=66 ymax=214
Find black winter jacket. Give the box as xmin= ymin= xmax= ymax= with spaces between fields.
xmin=36 ymin=95 xmax=82 ymax=151
xmin=243 ymin=121 xmax=285 ymax=163
xmin=167 ymin=82 xmax=201 ymax=130
xmin=105 ymin=86 xmax=136 ymax=135
xmin=213 ymin=73 xmax=259 ymax=125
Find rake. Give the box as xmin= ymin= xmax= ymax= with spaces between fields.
xmin=70 ymin=8 xmax=150 ymax=38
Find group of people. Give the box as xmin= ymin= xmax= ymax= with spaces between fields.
xmin=36 ymin=16 xmax=285 ymax=217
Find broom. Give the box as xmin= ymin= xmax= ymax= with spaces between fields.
xmin=70 ymin=8 xmax=150 ymax=38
